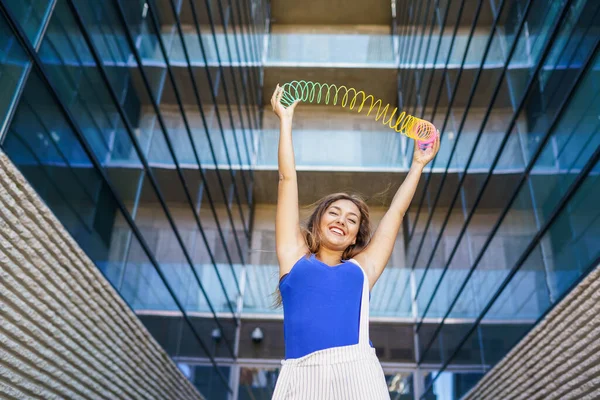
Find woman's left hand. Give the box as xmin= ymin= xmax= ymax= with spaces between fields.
xmin=412 ymin=130 xmax=440 ymax=168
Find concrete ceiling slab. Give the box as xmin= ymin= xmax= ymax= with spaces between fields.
xmin=270 ymin=0 xmax=392 ymax=25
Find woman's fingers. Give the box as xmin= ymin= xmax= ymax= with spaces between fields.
xmin=271 ymin=85 xmax=281 ymax=112
xmin=271 ymin=84 xmax=279 ymax=105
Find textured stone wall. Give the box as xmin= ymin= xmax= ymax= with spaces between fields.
xmin=464 ymin=264 xmax=600 ymax=400
xmin=0 ymin=152 xmax=203 ymax=400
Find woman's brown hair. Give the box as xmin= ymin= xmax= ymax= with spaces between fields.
xmin=273 ymin=193 xmax=372 ymax=308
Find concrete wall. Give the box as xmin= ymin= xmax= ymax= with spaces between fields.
xmin=463 ymin=263 xmax=600 ymax=400
xmin=0 ymin=152 xmax=202 ymax=400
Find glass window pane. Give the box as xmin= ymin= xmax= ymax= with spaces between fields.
xmin=0 ymin=14 xmax=31 ymax=136
xmin=5 ymin=0 xmax=54 ymax=46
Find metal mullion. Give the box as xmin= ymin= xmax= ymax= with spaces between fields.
xmin=410 ymin=0 xmax=499 ymax=243
xmin=21 ymin=99 xmax=98 ymax=207
xmin=70 ymin=0 xmax=238 ymax=356
xmin=565 ymin=197 xmax=600 ymax=249
xmin=52 ymin=29 xmax=125 ymax=155
xmin=418 ymin=0 xmax=474 ymax=258
xmin=428 ymin=0 xmax=472 ymax=123
xmin=7 ymin=129 xmax=94 ymax=234
xmin=417 ymin=2 xmax=592 ymax=362
xmin=187 ymin=0 xmax=251 ymax=243
xmin=513 ymin=1 xmax=597 ymax=181
xmin=49 ymin=7 xmax=117 ymax=123
xmin=228 ymin=0 xmax=259 ymax=147
xmin=396 ymin=0 xmax=416 ymax=89
xmin=201 ymin=0 xmax=252 ymax=214
xmin=166 ymin=0 xmax=249 ymax=270
xmin=0 ymin=41 xmax=36 ymax=144
xmin=231 ymin=0 xmax=261 ymax=128
xmin=396 ymin=0 xmax=510 ymax=310
xmin=31 ymin=0 xmax=57 ymax=52
xmin=407 ymin=0 xmax=453 ymax=232
xmin=395 ymin=0 xmax=421 ymax=194
xmin=558 ymin=144 xmax=600 ymax=249
xmin=402 ymin=0 xmax=432 ymax=104
xmin=410 ymin=0 xmax=436 ymax=117
xmin=406 ymin=0 xmax=438 ymax=120
xmin=391 ymin=0 xmax=398 ymax=57
xmin=415 ymin=0 xmax=454 ymax=121
xmin=143 ymin=0 xmax=240 ymax=319
xmin=227 ymin=0 xmax=259 ymax=148
xmin=416 ymin=0 xmax=575 ymax=325
xmin=409 ymin=0 xmax=537 ymax=298
xmin=536 ymin=5 xmax=600 ymax=117
xmin=395 ymin=0 xmax=413 ymax=110
xmin=234 ymin=0 xmax=261 ymax=120
xmin=398 ymin=0 xmax=429 ymax=113
xmin=0 ymin=1 xmax=232 ymax=391
xmin=149 ymin=0 xmax=246 ymax=303
xmin=91 ymin=3 xmax=134 ymax=137
xmin=242 ymin=0 xmax=263 ymax=76
xmin=395 ymin=4 xmax=408 ymax=113
xmin=87 ymin=6 xmax=122 ymax=69
xmin=106 ymin=0 xmax=240 ymax=356
xmin=42 ymin=35 xmax=112 ymax=153
xmin=547 ymin=15 xmax=600 ymax=164
xmin=49 ymin=14 xmax=119 ymax=150
xmin=214 ymin=0 xmax=256 ymax=165
xmin=212 ymin=0 xmax=254 ymax=186
xmin=525 ymin=3 xmax=556 ymax=65
xmin=415 ymin=0 xmax=581 ymax=320
xmin=409 ymin=0 xmax=442 ymax=122
xmin=420 ymin=124 xmax=600 ymax=397
xmin=234 ymin=0 xmax=258 ymax=69
xmin=558 ymin=121 xmax=600 ymax=174
xmin=97 ymin=3 xmax=130 ymax=64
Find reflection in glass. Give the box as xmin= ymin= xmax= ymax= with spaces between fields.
xmin=5 ymin=0 xmax=54 ymax=47
xmin=0 ymin=14 xmax=31 ymax=137
xmin=423 ymin=371 xmax=485 ymax=400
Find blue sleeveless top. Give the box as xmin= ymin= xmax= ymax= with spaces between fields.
xmin=279 ymin=254 xmax=366 ymax=359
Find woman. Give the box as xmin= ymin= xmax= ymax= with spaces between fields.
xmin=270 ymin=85 xmax=439 ymax=399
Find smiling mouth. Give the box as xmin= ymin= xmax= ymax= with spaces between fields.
xmin=329 ymin=227 xmax=345 ymax=236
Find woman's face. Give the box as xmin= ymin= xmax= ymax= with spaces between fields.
xmin=319 ymin=199 xmax=361 ymax=252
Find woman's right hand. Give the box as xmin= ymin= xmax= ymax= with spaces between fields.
xmin=271 ymin=84 xmax=300 ymax=121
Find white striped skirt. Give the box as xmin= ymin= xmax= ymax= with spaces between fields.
xmin=271 ymin=344 xmax=390 ymax=400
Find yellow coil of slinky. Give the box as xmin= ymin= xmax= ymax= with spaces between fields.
xmin=279 ymin=80 xmax=437 ymax=146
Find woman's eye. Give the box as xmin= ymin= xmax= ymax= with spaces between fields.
xmin=349 ymin=219 xmax=357 ymax=224
xmin=329 ymin=211 xmax=337 ymax=216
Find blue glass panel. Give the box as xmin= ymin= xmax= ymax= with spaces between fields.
xmin=5 ymin=0 xmax=53 ymax=47
xmin=0 ymin=14 xmax=30 ymax=137
xmin=3 ymin=69 xmax=126 ymax=286
xmin=423 ymin=370 xmax=485 ymax=400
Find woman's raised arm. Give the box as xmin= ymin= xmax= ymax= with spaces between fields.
xmin=272 ymin=85 xmax=307 ymax=277
xmin=355 ymin=134 xmax=440 ymax=289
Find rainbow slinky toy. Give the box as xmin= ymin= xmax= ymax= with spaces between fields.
xmin=279 ymin=80 xmax=437 ymax=149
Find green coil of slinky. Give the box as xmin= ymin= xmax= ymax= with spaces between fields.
xmin=279 ymin=80 xmax=437 ymax=145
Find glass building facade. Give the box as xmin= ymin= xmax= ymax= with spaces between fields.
xmin=397 ymin=0 xmax=600 ymax=398
xmin=0 ymin=0 xmax=598 ymax=398
xmin=0 ymin=0 xmax=266 ymax=397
